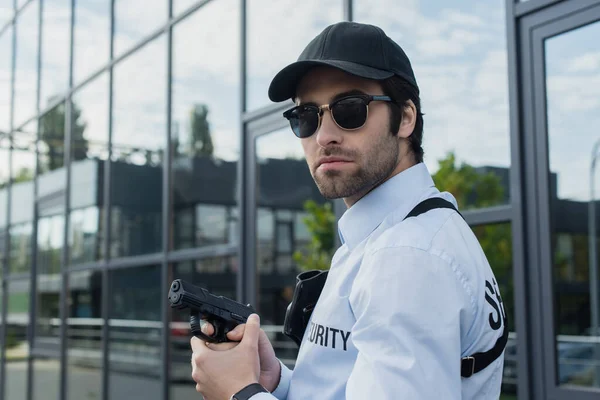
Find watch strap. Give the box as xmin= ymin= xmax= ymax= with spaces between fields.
xmin=231 ymin=383 xmax=269 ymax=400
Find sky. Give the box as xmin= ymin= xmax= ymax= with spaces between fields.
xmin=0 ymin=0 xmax=598 ymax=203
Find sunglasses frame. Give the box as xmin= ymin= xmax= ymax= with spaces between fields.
xmin=283 ymin=94 xmax=394 ymax=138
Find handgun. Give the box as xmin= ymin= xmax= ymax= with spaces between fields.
xmin=168 ymin=279 xmax=256 ymax=343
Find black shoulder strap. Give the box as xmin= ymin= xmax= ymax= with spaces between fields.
xmin=403 ymin=197 xmax=464 ymax=220
xmin=403 ymin=197 xmax=508 ymax=378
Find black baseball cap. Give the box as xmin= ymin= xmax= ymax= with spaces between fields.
xmin=268 ymin=21 xmax=419 ymax=103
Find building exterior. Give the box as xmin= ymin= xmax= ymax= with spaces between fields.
xmin=0 ymin=0 xmax=599 ymax=399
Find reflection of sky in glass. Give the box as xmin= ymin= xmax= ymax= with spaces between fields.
xmin=354 ymin=0 xmax=510 ymax=173
xmin=72 ymin=72 xmax=109 ymax=160
xmin=256 ymin=127 xmax=304 ymax=162
xmin=112 ymin=36 xmax=166 ymax=159
xmin=0 ymin=0 xmax=14 ymax=27
xmin=40 ymin=0 xmax=70 ymax=109
xmin=13 ymin=0 xmax=39 ymax=127
xmin=73 ymin=0 xmax=110 ymax=84
xmin=0 ymin=27 xmax=12 ymax=132
xmin=0 ymin=148 xmax=7 ymax=226
xmin=11 ymin=121 xmax=36 ymax=179
xmin=546 ymin=20 xmax=600 ymax=201
xmin=114 ymin=0 xmax=167 ymax=58
xmin=172 ymin=0 xmax=240 ymax=162
xmin=246 ymin=0 xmax=344 ymax=110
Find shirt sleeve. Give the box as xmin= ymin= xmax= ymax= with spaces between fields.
xmin=250 ymin=359 xmax=293 ymax=400
xmin=346 ymin=246 xmax=470 ymax=399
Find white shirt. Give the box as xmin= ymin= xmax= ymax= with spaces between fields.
xmin=253 ymin=162 xmax=505 ymax=400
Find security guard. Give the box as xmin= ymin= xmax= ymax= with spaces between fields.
xmin=190 ymin=21 xmax=507 ymax=400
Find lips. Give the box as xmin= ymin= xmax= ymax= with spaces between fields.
xmin=317 ymin=157 xmax=352 ymax=168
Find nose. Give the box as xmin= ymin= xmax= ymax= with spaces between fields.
xmin=315 ymin=110 xmax=343 ymax=147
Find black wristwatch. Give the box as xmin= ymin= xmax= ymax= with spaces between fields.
xmin=230 ymin=383 xmax=269 ymax=400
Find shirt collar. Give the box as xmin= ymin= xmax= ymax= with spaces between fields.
xmin=337 ymin=162 xmax=435 ymax=249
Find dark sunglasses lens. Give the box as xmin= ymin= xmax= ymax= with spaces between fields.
xmin=288 ymin=106 xmax=319 ymax=138
xmin=331 ymin=98 xmax=368 ymax=129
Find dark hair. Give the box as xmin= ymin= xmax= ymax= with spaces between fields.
xmin=380 ymin=76 xmax=424 ymax=163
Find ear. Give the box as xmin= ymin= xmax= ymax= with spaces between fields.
xmin=396 ymin=100 xmax=417 ymax=139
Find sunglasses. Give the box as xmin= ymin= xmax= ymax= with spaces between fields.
xmin=283 ymin=94 xmax=394 ymax=138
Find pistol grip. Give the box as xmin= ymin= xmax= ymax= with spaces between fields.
xmin=190 ymin=312 xmax=233 ymax=343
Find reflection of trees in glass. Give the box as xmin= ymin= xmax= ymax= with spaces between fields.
xmin=432 ymin=152 xmax=504 ymax=210
xmin=188 ymin=103 xmax=214 ymax=158
xmin=39 ymin=100 xmax=88 ymax=172
xmin=433 ymin=152 xmax=514 ymax=331
xmin=13 ymin=167 xmax=34 ymax=183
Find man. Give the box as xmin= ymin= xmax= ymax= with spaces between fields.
xmin=190 ymin=21 xmax=507 ymax=400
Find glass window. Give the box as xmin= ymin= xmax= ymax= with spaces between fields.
xmin=73 ymin=0 xmax=110 ymax=84
xmin=255 ymin=127 xmax=334 ymax=365
xmin=38 ymin=102 xmax=66 ymax=174
xmin=67 ymin=269 xmax=103 ymax=400
xmin=0 ymin=0 xmax=14 ymax=27
xmin=169 ymin=256 xmax=237 ymax=398
xmin=69 ymin=73 xmax=109 ymax=265
xmin=545 ymin=20 xmax=600 ymax=388
xmin=171 ymin=1 xmax=240 ymax=251
xmin=34 ymin=214 xmax=63 ymax=361
xmin=109 ymin=264 xmax=161 ymax=400
xmin=113 ymin=0 xmax=167 ymax=58
xmin=39 ymin=0 xmax=71 ymax=110
xmin=246 ymin=0 xmax=343 ymax=110
xmin=0 ymin=146 xmax=8 ymax=228
xmin=13 ymin=0 xmax=39 ymax=127
xmin=4 ymin=279 xmax=30 ymax=400
xmin=9 ymin=222 xmax=33 ymax=274
xmin=110 ymin=37 xmax=166 ymax=258
xmin=16 ymin=0 xmax=28 ymax=10
xmin=32 ymin=357 xmax=61 ymax=400
xmin=471 ymin=222 xmax=516 ymax=398
xmin=0 ymin=25 xmax=12 ymax=133
xmin=354 ymin=0 xmax=510 ymax=209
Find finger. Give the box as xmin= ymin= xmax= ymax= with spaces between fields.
xmin=241 ymin=314 xmax=261 ymax=347
xmin=200 ymin=320 xmax=215 ymax=336
xmin=226 ymin=323 xmax=246 ymax=340
xmin=205 ymin=341 xmax=238 ymax=351
xmin=190 ymin=336 xmax=210 ymax=352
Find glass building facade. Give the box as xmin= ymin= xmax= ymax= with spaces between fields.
xmin=0 ymin=0 xmax=599 ymax=399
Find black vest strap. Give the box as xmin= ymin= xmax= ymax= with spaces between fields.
xmin=403 ymin=197 xmax=508 ymax=378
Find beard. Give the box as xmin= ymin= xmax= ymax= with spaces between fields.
xmin=310 ymin=132 xmax=400 ymax=200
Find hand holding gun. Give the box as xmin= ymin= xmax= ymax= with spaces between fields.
xmin=168 ymin=279 xmax=256 ymax=343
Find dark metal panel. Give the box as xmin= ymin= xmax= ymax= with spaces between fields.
xmin=515 ymin=0 xmax=565 ymax=18
xmin=167 ymin=245 xmax=238 ymax=264
xmin=161 ymin=0 xmax=173 ymax=395
xmin=101 ymin=0 xmax=116 ymax=398
xmin=505 ymin=0 xmax=533 ymax=398
xmin=519 ymin=8 xmax=547 ymax=400
xmin=462 ymin=205 xmax=512 ymax=226
xmin=529 ymin=4 xmax=600 ymax=399
xmin=106 ymin=252 xmax=164 ymax=270
xmin=344 ymin=0 xmax=352 ymax=21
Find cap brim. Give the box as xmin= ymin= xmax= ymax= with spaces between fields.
xmin=268 ymin=59 xmax=394 ymax=103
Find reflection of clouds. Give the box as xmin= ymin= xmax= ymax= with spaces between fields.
xmin=354 ymin=0 xmax=510 ymax=173
xmin=114 ymin=0 xmax=167 ymax=57
xmin=13 ymin=0 xmax=39 ymax=128
xmin=256 ymin=128 xmax=305 ymax=161
xmin=73 ymin=72 xmax=109 ymax=159
xmin=73 ymin=0 xmax=110 ymax=84
xmin=171 ymin=0 xmax=240 ymax=161
xmin=112 ymin=36 xmax=166 ymax=154
xmin=546 ymin=21 xmax=600 ymax=201
xmin=40 ymin=0 xmax=70 ymax=109
xmin=246 ymin=0 xmax=343 ymax=109
xmin=0 ymin=27 xmax=12 ymax=132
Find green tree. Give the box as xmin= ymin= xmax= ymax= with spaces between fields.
xmin=433 ymin=151 xmax=514 ymax=330
xmin=189 ymin=104 xmax=214 ymax=157
xmin=39 ymin=100 xmax=88 ymax=172
xmin=293 ymin=200 xmax=336 ymax=271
